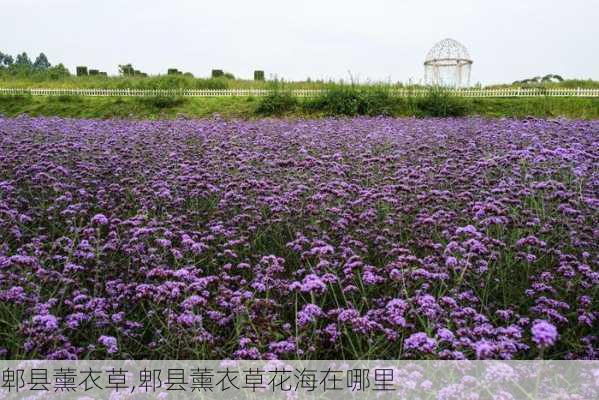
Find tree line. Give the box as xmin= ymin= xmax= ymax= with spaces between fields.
xmin=0 ymin=51 xmax=71 ymax=79
xmin=0 ymin=50 xmax=266 ymax=82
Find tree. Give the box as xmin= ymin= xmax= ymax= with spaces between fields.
xmin=76 ymin=66 xmax=88 ymax=76
xmin=119 ymin=64 xmax=133 ymax=75
xmin=33 ymin=52 xmax=51 ymax=70
xmin=15 ymin=52 xmax=32 ymax=67
xmin=119 ymin=64 xmax=145 ymax=76
xmin=3 ymin=54 xmax=14 ymax=67
xmin=48 ymin=63 xmax=70 ymax=79
xmin=0 ymin=51 xmax=12 ymax=67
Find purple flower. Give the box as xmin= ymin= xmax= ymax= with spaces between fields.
xmin=269 ymin=339 xmax=296 ymax=354
xmin=297 ymin=274 xmax=327 ymax=294
xmin=386 ymin=298 xmax=408 ymax=327
xmin=10 ymin=255 xmax=37 ymax=266
xmin=437 ymin=328 xmax=455 ymax=342
xmin=176 ymin=313 xmax=202 ymax=327
xmin=2 ymin=286 xmax=26 ymax=303
xmin=91 ymin=214 xmax=109 ymax=225
xmin=1 ymin=116 xmax=597 ymax=360
xmin=297 ymin=304 xmax=322 ymax=327
xmin=155 ymin=238 xmax=172 ymax=248
xmin=531 ymin=320 xmax=558 ymax=348
xmin=474 ymin=340 xmax=495 ymax=359
xmin=98 ymin=335 xmax=118 ymax=354
xmin=181 ymin=295 xmax=206 ymax=310
xmin=32 ymin=314 xmax=59 ymax=331
xmin=324 ymin=323 xmax=340 ymax=343
xmin=65 ymin=313 xmax=87 ymax=329
xmin=445 ymin=256 xmax=458 ymax=268
xmin=404 ymin=332 xmax=436 ymax=353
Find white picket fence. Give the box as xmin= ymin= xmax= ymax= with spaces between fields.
xmin=1 ymin=87 xmax=599 ymax=97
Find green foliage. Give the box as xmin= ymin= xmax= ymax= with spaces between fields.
xmin=119 ymin=64 xmax=147 ymax=76
xmin=357 ymin=87 xmax=400 ymax=116
xmin=0 ymin=95 xmax=257 ymax=119
xmin=88 ymin=69 xmax=99 ymax=76
xmin=136 ymin=95 xmax=187 ymax=110
xmin=15 ymin=52 xmax=32 ymax=67
xmin=211 ymin=69 xmax=224 ymax=78
xmin=167 ymin=68 xmax=181 ymax=75
xmin=254 ymin=70 xmax=265 ymax=81
xmin=255 ymin=91 xmax=298 ymax=115
xmin=33 ymin=53 xmax=51 ymax=70
xmin=305 ymin=85 xmax=361 ymax=116
xmin=416 ymin=87 xmax=469 ymax=117
xmin=304 ymin=85 xmax=400 ymax=116
xmin=46 ymin=64 xmax=71 ymax=80
xmin=302 ymin=85 xmax=470 ymax=118
xmin=76 ymin=66 xmax=88 ymax=77
xmin=2 ymin=93 xmax=598 ymax=120
xmin=0 ymin=95 xmax=34 ymax=114
xmin=541 ymin=74 xmax=564 ymax=83
xmin=0 ymin=51 xmax=14 ymax=67
xmin=119 ymin=64 xmax=133 ymax=76
xmin=132 ymin=75 xmax=228 ymax=90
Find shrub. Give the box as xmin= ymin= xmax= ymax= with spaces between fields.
xmin=136 ymin=96 xmax=187 ymax=109
xmin=76 ymin=66 xmax=88 ymax=77
xmin=167 ymin=68 xmax=181 ymax=75
xmin=304 ymin=86 xmax=361 ymax=116
xmin=254 ymin=70 xmax=265 ymax=81
xmin=416 ymin=87 xmax=469 ymax=117
xmin=304 ymin=86 xmax=400 ymax=117
xmin=119 ymin=64 xmax=146 ymax=76
xmin=47 ymin=64 xmax=71 ymax=80
xmin=357 ymin=87 xmax=400 ymax=116
xmin=119 ymin=64 xmax=134 ymax=76
xmin=255 ymin=91 xmax=298 ymax=115
xmin=195 ymin=79 xmax=228 ymax=90
xmin=211 ymin=69 xmax=224 ymax=78
xmin=88 ymin=69 xmax=99 ymax=76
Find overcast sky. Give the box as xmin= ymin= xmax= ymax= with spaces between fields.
xmin=2 ymin=0 xmax=598 ymax=84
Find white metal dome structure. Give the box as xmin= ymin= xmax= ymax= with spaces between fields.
xmin=424 ymin=38 xmax=473 ymax=87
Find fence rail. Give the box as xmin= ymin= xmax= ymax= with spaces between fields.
xmin=1 ymin=87 xmax=599 ymax=97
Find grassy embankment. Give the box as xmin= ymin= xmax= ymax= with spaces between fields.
xmin=2 ymin=73 xmax=599 ymax=90
xmin=1 ymin=90 xmax=598 ymax=120
xmin=1 ymin=74 xmax=599 ymax=119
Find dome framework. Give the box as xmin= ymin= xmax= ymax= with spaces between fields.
xmin=424 ymin=38 xmax=473 ymax=87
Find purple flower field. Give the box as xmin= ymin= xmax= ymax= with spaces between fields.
xmin=0 ymin=116 xmax=597 ymax=360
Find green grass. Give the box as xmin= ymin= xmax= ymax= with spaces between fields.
xmin=468 ymin=97 xmax=599 ymax=119
xmin=2 ymin=72 xmax=598 ymax=90
xmin=0 ymin=95 xmax=256 ymax=119
xmin=0 ymin=74 xmax=348 ymax=90
xmin=488 ymin=78 xmax=599 ymax=89
xmin=1 ymin=92 xmax=598 ymax=120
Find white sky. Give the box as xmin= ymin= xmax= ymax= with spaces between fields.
xmin=1 ymin=0 xmax=598 ymax=84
